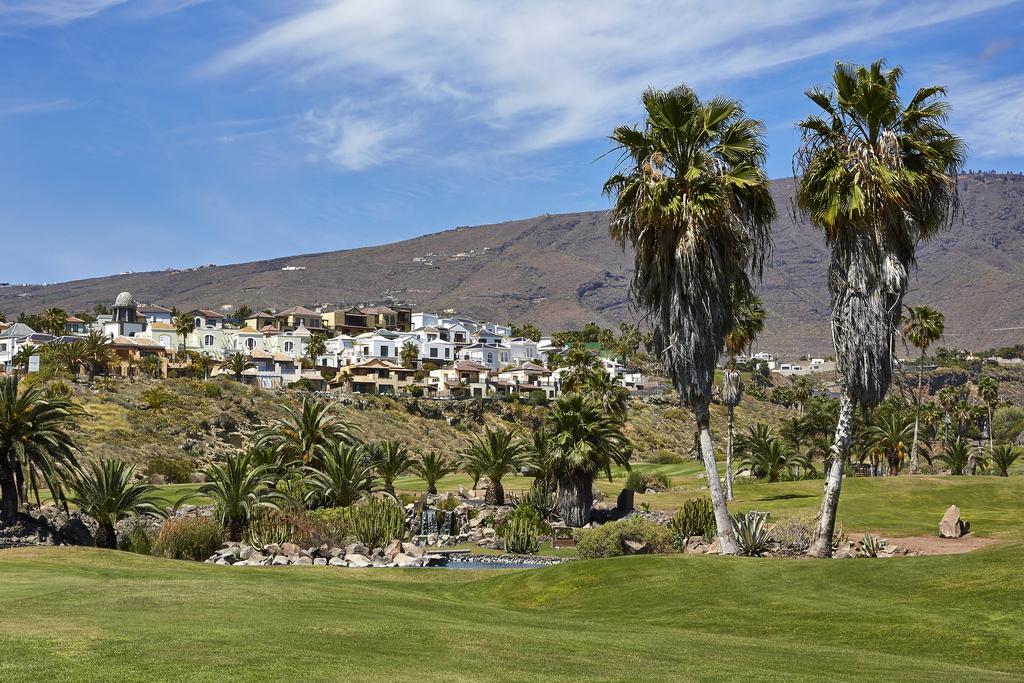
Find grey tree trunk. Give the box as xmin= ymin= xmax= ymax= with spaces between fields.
xmin=809 ymin=393 xmax=856 ymax=557
xmin=909 ymin=351 xmax=924 ymax=474
xmin=721 ymin=369 xmax=741 ymax=503
xmin=557 ymin=472 xmax=593 ymax=528
xmin=725 ymin=406 xmax=735 ymax=501
xmin=694 ymin=401 xmax=738 ymax=555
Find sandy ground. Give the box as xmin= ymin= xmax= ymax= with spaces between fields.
xmin=885 ymin=534 xmax=999 ymax=555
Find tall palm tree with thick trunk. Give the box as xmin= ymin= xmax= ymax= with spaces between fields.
xmin=546 ymin=394 xmax=631 ymax=526
xmin=901 ymin=305 xmax=944 ymax=473
xmin=604 ymin=85 xmax=775 ymax=554
xmin=0 ymin=376 xmax=81 ymax=525
xmin=459 ymin=427 xmax=527 ymax=506
xmin=721 ymin=291 xmax=766 ymax=500
xmin=795 ymin=60 xmax=966 ymax=557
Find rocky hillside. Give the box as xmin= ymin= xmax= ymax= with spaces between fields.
xmin=3 ymin=172 xmax=1022 ymax=355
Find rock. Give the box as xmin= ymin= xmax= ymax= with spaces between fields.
xmin=384 ymin=539 xmax=404 ymax=560
xmin=402 ymin=543 xmax=424 ymax=558
xmin=833 ymin=541 xmax=855 ymax=559
xmin=623 ymin=539 xmax=651 ymax=555
xmin=329 ymin=547 xmax=344 ymax=558
xmin=248 ymin=552 xmax=267 ymax=564
xmin=294 ymin=556 xmax=313 ymax=566
xmin=266 ymin=543 xmax=282 ymax=556
xmin=939 ymin=505 xmax=966 ymax=538
xmin=346 ymin=543 xmax=370 ymax=556
xmin=706 ymin=538 xmax=721 ymax=555
xmin=271 ymin=555 xmax=290 ymax=566
xmin=644 ymin=488 xmax=657 ymax=495
xmin=346 ymin=554 xmax=372 ymax=568
xmin=187 ymin=472 xmax=207 ymax=484
xmin=458 ymin=485 xmax=468 ymax=499
xmin=392 ymin=553 xmax=422 ymax=567
xmin=238 ymin=545 xmax=255 ymax=560
xmin=328 ymin=557 xmax=347 ymax=567
xmin=281 ymin=542 xmax=301 ymax=556
xmin=58 ymin=516 xmax=95 ymax=546
xmin=615 ymin=488 xmax=635 ymax=513
xmin=313 ymin=557 xmax=327 ymax=566
xmin=685 ymin=536 xmax=707 ymax=554
xmin=592 ymin=487 xmax=605 ymax=503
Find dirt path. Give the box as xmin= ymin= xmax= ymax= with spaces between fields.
xmin=885 ymin=535 xmax=999 ymax=555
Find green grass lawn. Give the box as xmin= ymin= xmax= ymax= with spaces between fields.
xmin=1 ymin=543 xmax=1022 ymax=681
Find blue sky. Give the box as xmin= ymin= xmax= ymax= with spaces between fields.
xmin=2 ymin=0 xmax=1022 ymax=284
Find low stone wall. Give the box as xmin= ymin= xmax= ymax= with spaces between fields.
xmin=206 ymin=539 xmax=429 ymax=568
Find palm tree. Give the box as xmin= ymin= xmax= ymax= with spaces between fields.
xmin=721 ymin=291 xmax=766 ymax=500
xmin=902 ymin=305 xmax=944 ymax=473
xmin=139 ymin=354 xmax=161 ymax=379
xmin=306 ymin=333 xmax=327 ymax=366
xmin=583 ymin=369 xmax=630 ymax=423
xmin=400 ymin=341 xmax=419 ymax=369
xmin=304 ymin=443 xmax=378 ymax=508
xmin=546 ymin=394 xmax=631 ymax=526
xmin=736 ymin=431 xmax=812 ymax=483
xmin=459 ymin=427 xmax=528 ymax=506
xmin=977 ymin=375 xmax=999 ymax=451
xmin=866 ymin=412 xmax=914 ymax=475
xmin=255 ymin=397 xmax=358 ymax=467
xmin=200 ymin=451 xmax=288 ymax=540
xmin=0 ymin=376 xmax=81 ymax=525
xmin=65 ymin=459 xmax=165 ymax=548
xmin=795 ymin=60 xmax=966 ymax=557
xmin=522 ymin=428 xmax=556 ymax=492
xmin=82 ymin=329 xmax=115 ymax=381
xmin=603 ymin=85 xmax=775 ymax=554
xmin=937 ymin=436 xmax=986 ymax=475
xmin=410 ymin=451 xmax=456 ymax=495
xmin=369 ymin=440 xmax=413 ymax=494
xmin=989 ymin=444 xmax=1020 ymax=478
xmin=43 ymin=307 xmax=67 ymax=337
xmin=11 ymin=345 xmax=35 ymax=374
xmin=190 ymin=352 xmax=216 ymax=380
xmin=223 ymin=352 xmax=254 ymax=381
xmin=173 ymin=313 xmax=196 ymax=356
xmin=558 ymin=345 xmax=600 ymax=394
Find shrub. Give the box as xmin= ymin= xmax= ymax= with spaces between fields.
xmin=305 ymin=507 xmax=352 ymax=545
xmin=858 ymin=533 xmax=886 ymax=558
xmin=500 ymin=514 xmax=540 ymax=554
xmin=575 ymin=517 xmax=672 ymax=559
xmin=153 ymin=517 xmax=223 ymax=561
xmin=145 ymin=457 xmax=194 ymax=484
xmin=625 ymin=470 xmax=671 ymax=493
xmin=141 ymin=387 xmax=171 ymax=412
xmin=348 ymin=497 xmax=406 ymax=549
xmin=668 ymin=497 xmax=715 ymax=549
xmin=119 ymin=522 xmax=154 ymax=556
xmin=512 ymin=486 xmax=559 ymax=522
xmin=527 ymin=390 xmax=548 ymax=407
xmin=201 ymin=381 xmax=222 ymax=398
xmin=731 ymin=511 xmax=772 ymax=557
xmin=645 ymin=449 xmax=683 ymax=464
xmin=771 ymin=516 xmax=814 ymax=554
xmin=989 ymin=444 xmax=1020 ymax=477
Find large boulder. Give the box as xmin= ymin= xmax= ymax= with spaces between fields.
xmin=383 ymin=539 xmax=403 ymax=561
xmin=615 ymin=488 xmax=635 ymax=513
xmin=939 ymin=505 xmax=970 ymax=538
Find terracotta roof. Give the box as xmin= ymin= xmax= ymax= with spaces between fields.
xmin=235 ymin=326 xmax=259 ymax=333
xmin=259 ymin=325 xmax=280 ymax=334
xmin=361 ymin=306 xmax=396 ymax=315
xmin=195 ymin=309 xmax=224 ymax=318
xmin=65 ymin=316 xmax=85 ymax=323
xmin=452 ymin=360 xmax=490 ymax=372
xmin=149 ymin=322 xmax=176 ymax=331
xmin=250 ymin=350 xmax=273 ymax=360
xmin=273 ymin=353 xmax=296 ymax=362
xmin=276 ymin=306 xmax=320 ymax=317
xmin=111 ymin=336 xmax=165 ymax=348
xmin=518 ymin=362 xmax=548 ymax=372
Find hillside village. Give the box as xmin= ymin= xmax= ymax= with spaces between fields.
xmin=0 ymin=291 xmax=648 ymax=398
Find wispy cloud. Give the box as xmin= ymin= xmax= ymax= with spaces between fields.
xmin=204 ymin=0 xmax=1012 ymax=167
xmin=947 ymin=72 xmax=1024 ymax=159
xmin=300 ymin=100 xmax=417 ymax=171
xmin=0 ymin=98 xmax=77 ymax=115
xmin=0 ymin=0 xmax=204 ymax=27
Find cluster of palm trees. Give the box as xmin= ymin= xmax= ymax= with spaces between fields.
xmin=604 ymin=59 xmax=966 ymax=556
xmin=12 ymin=330 xmax=117 ymax=381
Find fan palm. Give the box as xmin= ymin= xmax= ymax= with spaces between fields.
xmin=558 ymin=346 xmax=601 ymax=395
xmin=411 ymin=451 xmax=456 ymax=495
xmin=303 ymin=443 xmax=378 ymax=508
xmin=223 ymin=352 xmax=254 ymax=381
xmin=546 ymin=395 xmax=631 ymax=526
xmin=82 ymin=329 xmax=115 ymax=381
xmin=603 ymin=85 xmax=775 ymax=554
xmin=369 ymin=440 xmax=413 ymax=494
xmin=736 ymin=430 xmax=812 ymax=483
xmin=901 ymin=305 xmax=944 ymax=472
xmin=523 ymin=428 xmax=556 ymax=492
xmin=721 ymin=291 xmax=766 ymax=500
xmin=43 ymin=307 xmax=67 ymax=337
xmin=989 ymin=444 xmax=1020 ymax=477
xmin=936 ymin=436 xmax=986 ymax=475
xmin=795 ymin=60 xmax=966 ymax=556
xmin=200 ymin=451 xmax=288 ymax=540
xmin=255 ymin=397 xmax=358 ymax=467
xmin=0 ymin=376 xmax=81 ymax=524
xmin=459 ymin=427 xmax=528 ymax=506
xmin=306 ymin=333 xmax=327 ymax=365
xmin=583 ymin=369 xmax=630 ymax=422
xmin=65 ymin=459 xmax=166 ymax=548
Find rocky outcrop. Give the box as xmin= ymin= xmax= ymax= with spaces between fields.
xmin=206 ymin=540 xmax=430 ymax=568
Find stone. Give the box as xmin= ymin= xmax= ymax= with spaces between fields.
xmin=592 ymin=487 xmax=605 ymax=503
xmin=346 ymin=543 xmax=370 ymax=557
xmin=248 ymin=552 xmax=267 ymax=564
xmin=458 ymin=485 xmax=468 ymax=499
xmin=346 ymin=554 xmax=372 ymax=568
xmin=402 ymin=543 xmax=424 ymax=558
xmin=328 ymin=557 xmax=347 ymax=567
xmin=238 ymin=545 xmax=255 ymax=560
xmin=281 ymin=542 xmax=301 ymax=556
xmin=294 ymin=556 xmax=313 ymax=566
xmin=706 ymin=538 xmax=721 ymax=555
xmin=685 ymin=536 xmax=707 ymax=554
xmin=271 ymin=555 xmax=290 ymax=566
xmin=615 ymin=488 xmax=635 ymax=513
xmin=384 ymin=539 xmax=404 ymax=560
xmin=266 ymin=543 xmax=282 ymax=556
xmin=313 ymin=557 xmax=327 ymax=566
xmin=623 ymin=539 xmax=651 ymax=555
xmin=329 ymin=547 xmax=344 ymax=558
xmin=392 ymin=553 xmax=422 ymax=567
xmin=939 ymin=505 xmax=965 ymax=538
xmin=58 ymin=516 xmax=94 ymax=546
xmin=833 ymin=541 xmax=855 ymax=559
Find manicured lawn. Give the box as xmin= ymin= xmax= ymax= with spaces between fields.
xmin=1 ymin=544 xmax=1022 ymax=680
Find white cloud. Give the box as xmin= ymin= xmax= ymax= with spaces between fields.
xmin=0 ymin=98 xmax=76 ymax=115
xmin=947 ymin=74 xmax=1024 ymax=159
xmin=0 ymin=0 xmax=204 ymax=27
xmin=205 ymin=0 xmax=1013 ymax=165
xmin=300 ymin=101 xmax=417 ymax=171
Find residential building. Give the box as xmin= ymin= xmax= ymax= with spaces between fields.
xmin=244 ymin=312 xmax=279 ymax=331
xmin=331 ymin=358 xmax=417 ymax=395
xmin=276 ymin=306 xmax=327 ymax=333
xmin=323 ymin=307 xmax=373 ymax=336
xmin=103 ymin=292 xmax=146 ymax=338
xmin=138 ymin=304 xmax=173 ymax=325
xmin=428 ymin=360 xmax=493 ymax=398
xmin=109 ymin=336 xmax=169 ymax=378
xmin=64 ymin=316 xmax=88 ymax=335
xmin=459 ymin=342 xmax=510 ymax=371
xmin=191 ymin=309 xmax=225 ymax=330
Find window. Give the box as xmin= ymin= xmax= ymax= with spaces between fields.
xmin=429 ymin=348 xmax=438 ymax=358
xmin=284 ymin=341 xmax=294 ymax=352
xmin=195 ymin=317 xmax=203 ymax=328
xmin=204 ymin=335 xmax=214 ymax=347
xmin=381 ymin=346 xmax=390 ymax=357
xmin=362 ymin=346 xmax=369 ymax=355
xmin=501 ymin=353 xmax=509 ymax=362
xmin=444 ymin=348 xmax=450 ymax=359
xmin=159 ymin=335 xmax=170 ymax=347
xmin=487 ymin=353 xmax=494 ymax=364
xmin=246 ymin=338 xmax=256 ymax=350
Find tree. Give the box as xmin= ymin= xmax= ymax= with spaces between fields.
xmin=0 ymin=376 xmax=81 ymax=525
xmin=11 ymin=344 xmax=36 ymax=373
xmin=255 ymin=397 xmax=358 ymax=467
xmin=200 ymin=451 xmax=287 ymax=540
xmin=901 ymin=305 xmax=944 ymax=473
xmin=604 ymin=85 xmax=775 ymax=554
xmin=233 ymin=305 xmax=254 ymax=326
xmin=721 ymin=290 xmax=766 ymax=500
xmin=400 ymin=341 xmax=419 ymax=369
xmin=937 ymin=436 xmax=986 ymax=475
xmin=511 ymin=323 xmax=542 ymax=342
xmin=411 ymin=451 xmax=456 ymax=495
xmin=190 ymin=352 xmax=216 ymax=380
xmin=989 ymin=445 xmax=1020 ymax=477
xmin=558 ymin=345 xmax=600 ymax=394
xmin=546 ymin=394 xmax=631 ymax=526
xmin=43 ymin=307 xmax=67 ymax=337
xmin=139 ymin=354 xmax=161 ymax=379
xmin=173 ymin=313 xmax=196 ymax=356
xmin=866 ymin=411 xmax=914 ymax=475
xmin=65 ymin=459 xmax=165 ymax=548
xmin=369 ymin=440 xmax=413 ymax=495
xmin=736 ymin=427 xmax=812 ymax=483
xmin=459 ymin=427 xmax=527 ymax=506
xmin=583 ymin=369 xmax=630 ymax=423
xmin=223 ymin=352 xmax=254 ymax=381
xmin=306 ymin=333 xmax=327 ymax=365
xmin=82 ymin=329 xmax=115 ymax=381
xmin=977 ymin=375 xmax=999 ymax=451
xmin=522 ymin=428 xmax=556 ymax=492
xmin=304 ymin=443 xmax=378 ymax=508
xmin=795 ymin=60 xmax=965 ymax=557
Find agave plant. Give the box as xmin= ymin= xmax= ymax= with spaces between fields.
xmin=857 ymin=533 xmax=887 ymax=558
xmin=731 ymin=511 xmax=773 ymax=557
xmin=65 ymin=459 xmax=167 ymax=549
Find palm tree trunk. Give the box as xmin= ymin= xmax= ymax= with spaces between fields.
xmin=988 ymin=407 xmax=994 ymax=452
xmin=226 ymin=516 xmax=243 ymax=542
xmin=694 ymin=401 xmax=738 ymax=555
xmin=725 ymin=405 xmax=735 ymax=501
xmin=486 ymin=480 xmax=504 ymax=506
xmin=809 ymin=393 xmax=856 ymax=557
xmin=557 ymin=472 xmax=593 ymax=527
xmin=1 ymin=466 xmax=21 ymax=525
xmin=909 ymin=351 xmax=924 ymax=474
xmin=95 ymin=522 xmax=117 ymax=549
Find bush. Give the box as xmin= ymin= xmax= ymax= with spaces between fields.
xmin=575 ymin=517 xmax=672 ymax=559
xmin=527 ymin=390 xmax=548 ymax=407
xmin=625 ymin=470 xmax=671 ymax=493
xmin=153 ymin=517 xmax=223 ymax=561
xmin=731 ymin=511 xmax=772 ymax=557
xmin=645 ymin=449 xmax=683 ymax=464
xmin=305 ymin=507 xmax=352 ymax=545
xmin=348 ymin=497 xmax=406 ymax=549
xmin=771 ymin=517 xmax=814 ymax=554
xmin=145 ymin=457 xmax=194 ymax=484
xmin=500 ymin=514 xmax=540 ymax=554
xmin=668 ymin=498 xmax=715 ymax=549
xmin=201 ymin=381 xmax=222 ymax=398
xmin=119 ymin=522 xmax=154 ymax=556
